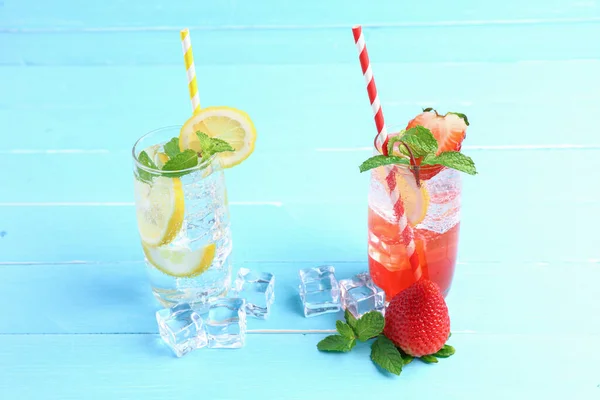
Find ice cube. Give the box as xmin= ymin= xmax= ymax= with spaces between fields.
xmin=232 ymin=268 xmax=275 ymax=319
xmin=298 ymin=265 xmax=341 ymax=317
xmin=156 ymin=303 xmax=208 ymax=357
xmin=205 ymin=298 xmax=247 ymax=348
xmin=339 ymin=272 xmax=385 ymax=319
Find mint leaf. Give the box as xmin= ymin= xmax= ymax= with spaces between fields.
xmin=336 ymin=320 xmax=356 ymax=340
xmin=344 ymin=309 xmax=358 ymax=333
xmin=432 ymin=344 xmax=455 ymax=358
xmin=164 ymin=137 xmax=181 ymax=159
xmin=209 ymin=137 xmax=234 ymax=154
xmin=161 ymin=149 xmax=198 ymax=177
xmin=196 ymin=131 xmax=235 ymax=159
xmin=355 ymin=311 xmax=385 ymax=341
xmin=370 ymin=336 xmax=403 ymax=375
xmin=447 ymin=112 xmax=469 ymax=126
xmin=423 ymin=151 xmax=477 ymax=175
xmin=137 ymin=150 xmax=158 ymax=182
xmin=138 ymin=150 xmax=157 ymax=170
xmin=359 ymin=155 xmax=409 ymax=173
xmin=317 ymin=335 xmax=355 ymax=352
xmin=419 ymin=355 xmax=438 ymax=364
xmin=399 ymin=126 xmax=438 ymax=158
xmin=196 ymin=131 xmax=213 ymax=150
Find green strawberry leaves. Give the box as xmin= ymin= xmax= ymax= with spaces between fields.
xmin=432 ymin=344 xmax=455 ymax=358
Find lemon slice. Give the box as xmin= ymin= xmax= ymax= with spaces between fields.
xmin=134 ymin=177 xmax=185 ymax=246
xmin=374 ymin=167 xmax=430 ymax=226
xmin=179 ymin=106 xmax=256 ymax=168
xmin=143 ymin=243 xmax=216 ymax=278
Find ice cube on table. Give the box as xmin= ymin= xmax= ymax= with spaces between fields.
xmin=232 ymin=268 xmax=275 ymax=319
xmin=339 ymin=272 xmax=386 ymax=319
xmin=298 ymin=265 xmax=341 ymax=317
xmin=156 ymin=303 xmax=208 ymax=357
xmin=205 ymin=298 xmax=247 ymax=348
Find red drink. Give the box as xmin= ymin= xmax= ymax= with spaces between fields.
xmin=368 ymin=166 xmax=462 ymax=299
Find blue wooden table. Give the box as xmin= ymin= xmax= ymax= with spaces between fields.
xmin=1 ymin=1 xmax=599 ymax=398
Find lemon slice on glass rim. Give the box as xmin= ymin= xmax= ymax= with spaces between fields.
xmin=179 ymin=106 xmax=256 ymax=168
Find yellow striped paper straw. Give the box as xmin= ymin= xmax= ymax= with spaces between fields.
xmin=180 ymin=28 xmax=200 ymax=113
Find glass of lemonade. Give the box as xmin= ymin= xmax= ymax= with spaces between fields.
xmin=132 ymin=126 xmax=233 ymax=307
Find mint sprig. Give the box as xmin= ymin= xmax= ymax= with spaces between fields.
xmin=423 ymin=151 xmax=476 ymax=175
xmin=317 ymin=335 xmax=355 ymax=352
xmin=163 ymin=138 xmax=181 ymax=159
xmin=371 ymin=335 xmax=404 ymax=375
xmin=354 ymin=311 xmax=385 ymax=341
xmin=196 ymin=132 xmax=234 ymax=160
xmin=316 ymin=311 xmax=456 ymax=377
xmin=137 ymin=150 xmax=159 ymax=182
xmin=135 ymin=134 xmax=236 ymax=181
xmin=359 ymin=155 xmax=409 ymax=173
xmin=160 ymin=149 xmax=199 ymax=178
xmin=359 ymin=111 xmax=477 ymax=183
xmin=390 ymin=126 xmax=438 ymax=158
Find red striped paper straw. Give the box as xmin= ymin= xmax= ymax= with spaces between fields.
xmin=352 ymin=25 xmax=388 ymax=152
xmin=352 ymin=25 xmax=423 ymax=282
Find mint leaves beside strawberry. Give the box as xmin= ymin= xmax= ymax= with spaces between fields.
xmin=317 ymin=310 xmax=416 ymax=376
xmin=317 ymin=280 xmax=456 ymax=376
xmin=136 ymin=131 xmax=234 ymax=181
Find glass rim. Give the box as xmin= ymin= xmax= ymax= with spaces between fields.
xmin=132 ymin=125 xmax=216 ymax=174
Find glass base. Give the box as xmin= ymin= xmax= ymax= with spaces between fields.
xmin=152 ymin=284 xmax=230 ymax=308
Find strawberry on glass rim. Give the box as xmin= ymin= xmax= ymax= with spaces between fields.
xmin=404 ymin=108 xmax=468 ymax=180
xmin=364 ymin=108 xmax=475 ymax=186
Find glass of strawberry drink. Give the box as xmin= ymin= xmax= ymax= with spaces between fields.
xmin=361 ymin=109 xmax=476 ymax=299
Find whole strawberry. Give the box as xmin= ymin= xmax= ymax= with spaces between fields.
xmin=384 ymin=280 xmax=450 ymax=357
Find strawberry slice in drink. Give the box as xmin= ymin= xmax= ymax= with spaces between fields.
xmin=405 ymin=109 xmax=468 ymax=180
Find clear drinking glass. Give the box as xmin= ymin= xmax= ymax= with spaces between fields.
xmin=132 ymin=126 xmax=232 ymax=307
xmin=367 ymin=142 xmax=462 ymax=299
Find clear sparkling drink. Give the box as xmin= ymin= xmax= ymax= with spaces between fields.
xmin=133 ymin=126 xmax=232 ymax=307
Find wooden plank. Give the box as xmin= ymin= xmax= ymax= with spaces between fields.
xmin=1 ymin=61 xmax=599 ymax=152
xmin=0 ymin=199 xmax=598 ymax=264
xmin=1 ymin=24 xmax=599 ymax=67
xmin=0 ymin=149 xmax=598 ymax=204
xmin=0 ymin=332 xmax=597 ymax=399
xmin=0 ymin=262 xmax=598 ymax=335
xmin=1 ymin=0 xmax=598 ymax=29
